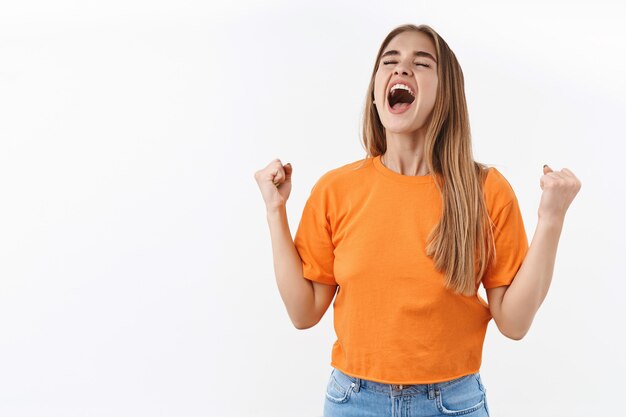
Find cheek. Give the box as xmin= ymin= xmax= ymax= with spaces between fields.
xmin=374 ymin=71 xmax=388 ymax=92
xmin=374 ymin=88 xmax=386 ymax=103
xmin=427 ymin=77 xmax=439 ymax=96
xmin=373 ymin=77 xmax=383 ymax=96
xmin=419 ymin=80 xmax=438 ymax=104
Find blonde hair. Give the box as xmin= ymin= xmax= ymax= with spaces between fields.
xmin=359 ymin=23 xmax=496 ymax=296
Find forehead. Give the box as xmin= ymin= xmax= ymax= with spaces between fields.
xmin=383 ymin=31 xmax=436 ymax=57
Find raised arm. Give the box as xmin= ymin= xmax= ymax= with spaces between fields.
xmin=492 ymin=164 xmax=582 ymax=340
xmin=255 ymin=159 xmax=333 ymax=329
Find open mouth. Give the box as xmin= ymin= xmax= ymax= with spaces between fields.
xmin=388 ymin=87 xmax=415 ymax=113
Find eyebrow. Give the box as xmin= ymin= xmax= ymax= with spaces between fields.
xmin=380 ymin=50 xmax=437 ymax=64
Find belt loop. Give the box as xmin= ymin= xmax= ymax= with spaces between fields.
xmin=352 ymin=377 xmax=361 ymax=392
xmin=428 ymin=383 xmax=435 ymax=400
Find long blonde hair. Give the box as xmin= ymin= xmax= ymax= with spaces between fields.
xmin=360 ymin=24 xmax=496 ymax=297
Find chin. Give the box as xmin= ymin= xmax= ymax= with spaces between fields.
xmin=383 ymin=121 xmax=421 ymax=133
xmin=386 ymin=127 xmax=420 ymax=135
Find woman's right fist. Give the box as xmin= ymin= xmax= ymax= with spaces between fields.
xmin=254 ymin=159 xmax=293 ymax=210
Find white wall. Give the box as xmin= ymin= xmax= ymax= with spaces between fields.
xmin=0 ymin=1 xmax=624 ymax=416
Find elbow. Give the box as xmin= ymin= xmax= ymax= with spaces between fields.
xmin=294 ymin=322 xmax=315 ymax=330
xmin=502 ymin=326 xmax=528 ymax=341
xmin=293 ymin=318 xmax=318 ymax=330
xmin=496 ymin=318 xmax=527 ymax=340
xmin=505 ymin=332 xmax=525 ymax=341
xmin=497 ymin=313 xmax=530 ymax=341
xmin=294 ymin=322 xmax=311 ymax=330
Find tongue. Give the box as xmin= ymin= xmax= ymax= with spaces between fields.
xmin=392 ymin=102 xmax=411 ymax=111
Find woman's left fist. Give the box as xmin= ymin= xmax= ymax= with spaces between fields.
xmin=538 ymin=164 xmax=582 ymax=220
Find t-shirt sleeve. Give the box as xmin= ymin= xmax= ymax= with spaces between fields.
xmin=293 ymin=180 xmax=337 ymax=286
xmin=481 ymin=170 xmax=529 ymax=289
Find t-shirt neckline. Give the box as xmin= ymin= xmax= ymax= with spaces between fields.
xmin=372 ymin=155 xmax=434 ymax=184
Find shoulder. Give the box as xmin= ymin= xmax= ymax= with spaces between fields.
xmin=483 ymin=166 xmax=514 ymax=193
xmin=482 ymin=166 xmax=520 ymax=216
xmin=309 ymin=156 xmax=372 ymax=197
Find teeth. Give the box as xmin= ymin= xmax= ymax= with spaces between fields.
xmin=390 ymin=83 xmax=415 ymax=97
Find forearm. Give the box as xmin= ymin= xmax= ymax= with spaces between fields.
xmin=501 ymin=216 xmax=564 ymax=339
xmin=266 ymin=204 xmax=316 ymax=329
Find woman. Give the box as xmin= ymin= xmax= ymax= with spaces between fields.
xmin=254 ymin=23 xmax=581 ymax=417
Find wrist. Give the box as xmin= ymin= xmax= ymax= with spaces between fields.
xmin=537 ymin=214 xmax=564 ymax=229
xmin=266 ymin=203 xmax=286 ymax=217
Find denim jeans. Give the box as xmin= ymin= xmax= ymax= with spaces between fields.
xmin=324 ymin=367 xmax=490 ymax=417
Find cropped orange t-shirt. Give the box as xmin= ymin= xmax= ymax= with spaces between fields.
xmin=293 ymin=155 xmax=529 ymax=384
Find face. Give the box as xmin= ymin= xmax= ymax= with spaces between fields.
xmin=373 ymin=31 xmax=439 ymax=134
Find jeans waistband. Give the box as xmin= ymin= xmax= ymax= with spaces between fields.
xmin=331 ymin=367 xmax=480 ymax=398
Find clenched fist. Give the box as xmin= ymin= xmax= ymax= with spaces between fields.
xmin=254 ymin=159 xmax=293 ymax=210
xmin=538 ymin=164 xmax=582 ymax=221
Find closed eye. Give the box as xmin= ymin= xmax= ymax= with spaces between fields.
xmin=382 ymin=60 xmax=430 ymax=68
xmin=383 ymin=61 xmax=430 ymax=68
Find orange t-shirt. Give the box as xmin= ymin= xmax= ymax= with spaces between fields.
xmin=293 ymin=155 xmax=529 ymax=384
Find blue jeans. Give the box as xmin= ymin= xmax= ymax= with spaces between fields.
xmin=324 ymin=367 xmax=490 ymax=417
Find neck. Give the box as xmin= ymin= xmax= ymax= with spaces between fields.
xmin=381 ymin=149 xmax=429 ymax=176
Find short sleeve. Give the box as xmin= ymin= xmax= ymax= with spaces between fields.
xmin=481 ymin=173 xmax=529 ymax=289
xmin=293 ymin=183 xmax=337 ymax=286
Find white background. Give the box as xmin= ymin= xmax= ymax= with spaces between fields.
xmin=1 ymin=1 xmax=624 ymax=416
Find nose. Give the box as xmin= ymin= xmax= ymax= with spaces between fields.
xmin=394 ymin=60 xmax=412 ymax=76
